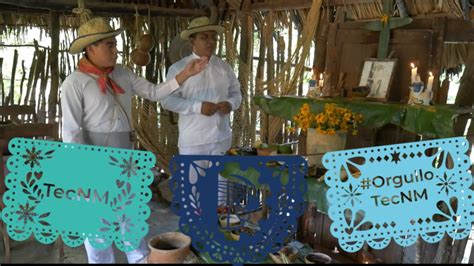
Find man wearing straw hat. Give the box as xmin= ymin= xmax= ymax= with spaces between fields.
xmin=161 ymin=17 xmax=242 ymax=208
xmin=61 ymin=17 xmax=207 ymax=263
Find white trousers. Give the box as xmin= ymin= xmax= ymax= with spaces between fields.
xmin=179 ymin=139 xmax=232 ymax=206
xmin=84 ymin=238 xmax=149 ymax=263
xmin=82 ymin=132 xmax=142 ymax=263
xmin=178 ymin=138 xmax=232 ymax=156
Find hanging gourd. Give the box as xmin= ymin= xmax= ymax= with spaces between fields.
xmin=131 ymin=5 xmax=153 ymax=66
xmin=138 ymin=34 xmax=155 ymax=52
xmin=131 ymin=49 xmax=151 ymax=66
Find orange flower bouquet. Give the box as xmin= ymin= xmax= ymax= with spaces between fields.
xmin=292 ymin=103 xmax=363 ymax=135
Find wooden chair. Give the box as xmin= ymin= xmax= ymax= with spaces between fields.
xmin=0 ymin=107 xmax=63 ymax=263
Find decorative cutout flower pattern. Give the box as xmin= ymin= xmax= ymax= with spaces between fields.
xmin=22 ymin=146 xmax=54 ymax=168
xmin=435 ymin=172 xmax=457 ymax=195
xmin=15 ymin=203 xmax=37 ymax=224
xmin=110 ymin=155 xmax=138 ymax=178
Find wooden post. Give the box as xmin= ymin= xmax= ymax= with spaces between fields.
xmin=30 ymin=47 xmax=45 ymax=110
xmin=297 ymin=24 xmax=304 ymax=97
xmin=430 ymin=17 xmax=446 ymax=101
xmin=144 ymin=21 xmax=158 ymax=151
xmin=57 ymin=237 xmax=64 ymax=262
xmin=286 ymin=16 xmax=293 ymax=83
xmin=0 ymin=58 xmax=4 ymax=106
xmin=315 ymin=10 xmax=329 ymax=75
xmin=266 ymin=11 xmax=275 ymax=95
xmin=325 ymin=23 xmax=338 ymax=96
xmin=6 ymin=49 xmax=18 ymax=105
xmin=449 ymin=238 xmax=468 ymax=263
xmin=23 ymin=46 xmax=38 ymax=106
xmin=38 ymin=51 xmax=50 ymax=123
xmin=256 ymin=18 xmax=267 ymax=143
xmin=235 ymin=0 xmax=252 ymax=146
xmin=49 ymin=10 xmax=60 ymax=124
xmin=18 ymin=60 xmax=26 ymax=105
xmin=455 ymin=43 xmax=474 ymax=107
xmin=435 ymin=78 xmax=449 ymax=104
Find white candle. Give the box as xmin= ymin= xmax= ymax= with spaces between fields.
xmin=410 ymin=63 xmax=418 ymax=84
xmin=332 ymin=247 xmax=340 ymax=254
xmin=427 ymin=72 xmax=434 ymax=91
xmin=318 ymin=73 xmax=324 ymax=88
xmin=415 ymin=74 xmax=421 ymax=83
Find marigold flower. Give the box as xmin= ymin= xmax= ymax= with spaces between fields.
xmin=292 ymin=103 xmax=363 ymax=135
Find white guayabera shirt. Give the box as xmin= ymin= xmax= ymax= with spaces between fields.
xmin=161 ymin=53 xmax=242 ymax=148
xmin=61 ymin=65 xmax=180 ymax=148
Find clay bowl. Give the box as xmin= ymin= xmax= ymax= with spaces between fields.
xmin=147 ymin=232 xmax=192 ymax=263
xmin=304 ymin=252 xmax=332 ymax=264
xmin=351 ymin=86 xmax=370 ymax=98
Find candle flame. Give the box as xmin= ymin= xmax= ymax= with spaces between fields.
xmin=429 ymin=71 xmax=433 ymax=76
xmin=410 ymin=63 xmax=415 ymax=68
xmin=320 ymin=73 xmax=324 ymax=79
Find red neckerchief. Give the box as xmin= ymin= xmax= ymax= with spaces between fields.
xmin=78 ymin=57 xmax=125 ymax=94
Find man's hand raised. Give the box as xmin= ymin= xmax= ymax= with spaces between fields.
xmin=175 ymin=57 xmax=209 ymax=85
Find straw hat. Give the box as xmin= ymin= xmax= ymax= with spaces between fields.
xmin=180 ymin=16 xmax=224 ymax=40
xmin=69 ymin=17 xmax=124 ymax=54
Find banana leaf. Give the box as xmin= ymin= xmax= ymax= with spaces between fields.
xmin=219 ymin=161 xmax=290 ymax=189
xmin=219 ymin=162 xmax=263 ymax=188
xmin=254 ymin=96 xmax=469 ymax=138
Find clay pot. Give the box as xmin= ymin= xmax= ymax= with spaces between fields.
xmin=131 ymin=49 xmax=151 ymax=66
xmin=147 ymin=232 xmax=192 ymax=263
xmin=139 ymin=34 xmax=155 ymax=52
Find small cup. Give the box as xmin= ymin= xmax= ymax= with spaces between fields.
xmin=304 ymin=252 xmax=332 ymax=264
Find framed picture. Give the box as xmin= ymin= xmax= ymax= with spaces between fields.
xmin=359 ymin=58 xmax=397 ymax=101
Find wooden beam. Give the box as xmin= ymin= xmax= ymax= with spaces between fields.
xmin=444 ymin=19 xmax=474 ymax=43
xmin=337 ymin=18 xmax=474 ymax=43
xmin=248 ymin=0 xmax=374 ymax=11
xmin=251 ymin=0 xmax=312 ymax=12
xmin=0 ymin=0 xmax=207 ymax=17
xmin=0 ymin=5 xmax=71 ymax=17
xmin=325 ymin=0 xmax=375 ymax=6
xmin=0 ymin=44 xmax=71 ymax=52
